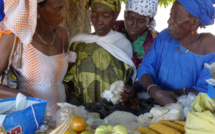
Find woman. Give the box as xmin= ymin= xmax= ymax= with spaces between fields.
xmin=113 ymin=0 xmax=158 ymax=69
xmin=115 ymin=0 xmax=159 ymax=104
xmin=0 ymin=0 xmax=76 ymax=116
xmin=64 ymin=0 xmax=136 ymax=104
xmin=138 ymin=0 xmax=215 ymax=106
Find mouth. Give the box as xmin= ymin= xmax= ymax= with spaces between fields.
xmin=58 ymin=19 xmax=64 ymax=23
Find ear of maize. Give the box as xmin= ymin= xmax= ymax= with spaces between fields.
xmin=159 ymin=120 xmax=185 ymax=133
xmin=137 ymin=126 xmax=158 ymax=134
xmin=174 ymin=121 xmax=185 ymax=127
xmin=149 ymin=123 xmax=182 ymax=134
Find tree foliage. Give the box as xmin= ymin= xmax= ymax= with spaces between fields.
xmin=72 ymin=0 xmax=175 ymax=8
xmin=120 ymin=0 xmax=175 ymax=7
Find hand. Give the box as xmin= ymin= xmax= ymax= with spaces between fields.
xmin=118 ymin=85 xmax=135 ymax=105
xmin=67 ymin=92 xmax=79 ymax=106
xmin=150 ymin=87 xmax=178 ymax=106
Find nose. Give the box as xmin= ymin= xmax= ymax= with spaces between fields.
xmin=97 ymin=16 xmax=103 ymax=25
xmin=60 ymin=8 xmax=66 ymax=18
xmin=131 ymin=20 xmax=137 ymax=28
xmin=167 ymin=16 xmax=173 ymax=25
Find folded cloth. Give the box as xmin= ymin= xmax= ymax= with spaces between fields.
xmin=185 ymin=93 xmax=215 ymax=134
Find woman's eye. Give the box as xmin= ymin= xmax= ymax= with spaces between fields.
xmin=138 ymin=19 xmax=146 ymax=23
xmin=127 ymin=16 xmax=133 ymax=20
xmin=103 ymin=13 xmax=111 ymax=18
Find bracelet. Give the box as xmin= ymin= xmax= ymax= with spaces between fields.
xmin=147 ymin=84 xmax=159 ymax=94
xmin=183 ymin=88 xmax=186 ymax=94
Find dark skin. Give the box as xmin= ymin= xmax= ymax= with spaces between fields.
xmin=90 ymin=8 xmax=119 ymax=36
xmin=120 ymin=1 xmax=215 ymax=106
xmin=118 ymin=11 xmax=152 ymax=105
xmin=124 ymin=11 xmax=152 ymax=42
xmin=0 ymin=0 xmax=68 ymax=99
xmin=67 ymin=7 xmax=119 ymax=105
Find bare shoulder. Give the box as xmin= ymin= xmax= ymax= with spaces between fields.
xmin=55 ymin=26 xmax=69 ymax=51
xmin=201 ymin=33 xmax=215 ymax=54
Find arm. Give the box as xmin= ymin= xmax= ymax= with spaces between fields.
xmin=137 ymin=33 xmax=178 ymax=106
xmin=0 ymin=33 xmax=32 ymax=98
xmin=140 ymin=74 xmax=178 ymax=106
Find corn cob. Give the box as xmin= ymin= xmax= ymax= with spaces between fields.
xmin=159 ymin=120 xmax=185 ymax=133
xmin=136 ymin=126 xmax=158 ymax=134
xmin=149 ymin=123 xmax=182 ymax=134
xmin=174 ymin=121 xmax=185 ymax=127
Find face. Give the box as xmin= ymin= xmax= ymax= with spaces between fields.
xmin=38 ymin=0 xmax=66 ymax=27
xmin=167 ymin=2 xmax=194 ymax=39
xmin=124 ymin=11 xmax=150 ymax=41
xmin=91 ymin=8 xmax=118 ymax=36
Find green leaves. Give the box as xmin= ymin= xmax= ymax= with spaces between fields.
xmin=71 ymin=0 xmax=175 ymax=8
xmin=158 ymin=0 xmax=175 ymax=8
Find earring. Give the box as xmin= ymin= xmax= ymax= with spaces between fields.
xmin=191 ymin=30 xmax=194 ymax=35
xmin=38 ymin=14 xmax=40 ymax=19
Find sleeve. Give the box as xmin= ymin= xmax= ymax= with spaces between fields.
xmin=192 ymin=56 xmax=215 ymax=93
xmin=137 ymin=36 xmax=160 ymax=86
xmin=137 ymin=29 xmax=168 ymax=88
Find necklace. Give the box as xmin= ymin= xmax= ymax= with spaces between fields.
xmin=35 ymin=26 xmax=56 ymax=45
xmin=177 ymin=34 xmax=201 ymax=54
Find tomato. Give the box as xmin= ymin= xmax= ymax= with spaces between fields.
xmin=69 ymin=116 xmax=87 ymax=132
xmin=64 ymin=130 xmax=78 ymax=134
xmin=80 ymin=130 xmax=94 ymax=134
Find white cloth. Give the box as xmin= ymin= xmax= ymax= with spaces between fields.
xmin=126 ymin=0 xmax=158 ymax=32
xmin=70 ymin=30 xmax=137 ymax=83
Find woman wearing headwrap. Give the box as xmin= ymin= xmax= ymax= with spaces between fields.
xmin=0 ymin=0 xmax=76 ymax=116
xmin=115 ymin=0 xmax=159 ymax=105
xmin=64 ymin=0 xmax=136 ymax=104
xmin=113 ymin=0 xmax=159 ymax=69
xmin=137 ymin=0 xmax=215 ymax=106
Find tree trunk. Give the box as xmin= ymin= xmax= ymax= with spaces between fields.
xmin=64 ymin=0 xmax=91 ymax=38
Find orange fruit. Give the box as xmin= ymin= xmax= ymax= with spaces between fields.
xmin=69 ymin=116 xmax=87 ymax=133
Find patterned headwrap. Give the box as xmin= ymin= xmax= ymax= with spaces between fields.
xmin=86 ymin=0 xmax=121 ymax=12
xmin=177 ymin=0 xmax=215 ymax=26
xmin=0 ymin=0 xmax=4 ymax=22
xmin=126 ymin=0 xmax=158 ymax=32
xmin=0 ymin=0 xmax=44 ymax=45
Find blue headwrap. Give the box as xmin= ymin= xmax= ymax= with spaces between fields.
xmin=177 ymin=0 xmax=215 ymax=26
xmin=0 ymin=0 xmax=4 ymax=22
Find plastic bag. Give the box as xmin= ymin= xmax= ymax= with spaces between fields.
xmin=101 ymin=80 xmax=124 ymax=105
xmin=49 ymin=103 xmax=91 ymax=128
xmin=177 ymin=93 xmax=196 ymax=117
xmin=0 ymin=93 xmax=47 ymax=134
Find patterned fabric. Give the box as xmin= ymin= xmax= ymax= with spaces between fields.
xmin=126 ymin=0 xmax=158 ymax=32
xmin=0 ymin=0 xmax=44 ymax=45
xmin=86 ymin=0 xmax=121 ymax=12
xmin=113 ymin=20 xmax=158 ymax=69
xmin=12 ymin=43 xmax=74 ymax=116
xmin=177 ymin=0 xmax=215 ymax=26
xmin=64 ymin=42 xmax=133 ymax=103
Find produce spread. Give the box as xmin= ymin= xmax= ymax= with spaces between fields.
xmin=0 ymin=93 xmax=215 ymax=134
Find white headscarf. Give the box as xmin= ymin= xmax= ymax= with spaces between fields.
xmin=126 ymin=0 xmax=158 ymax=32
